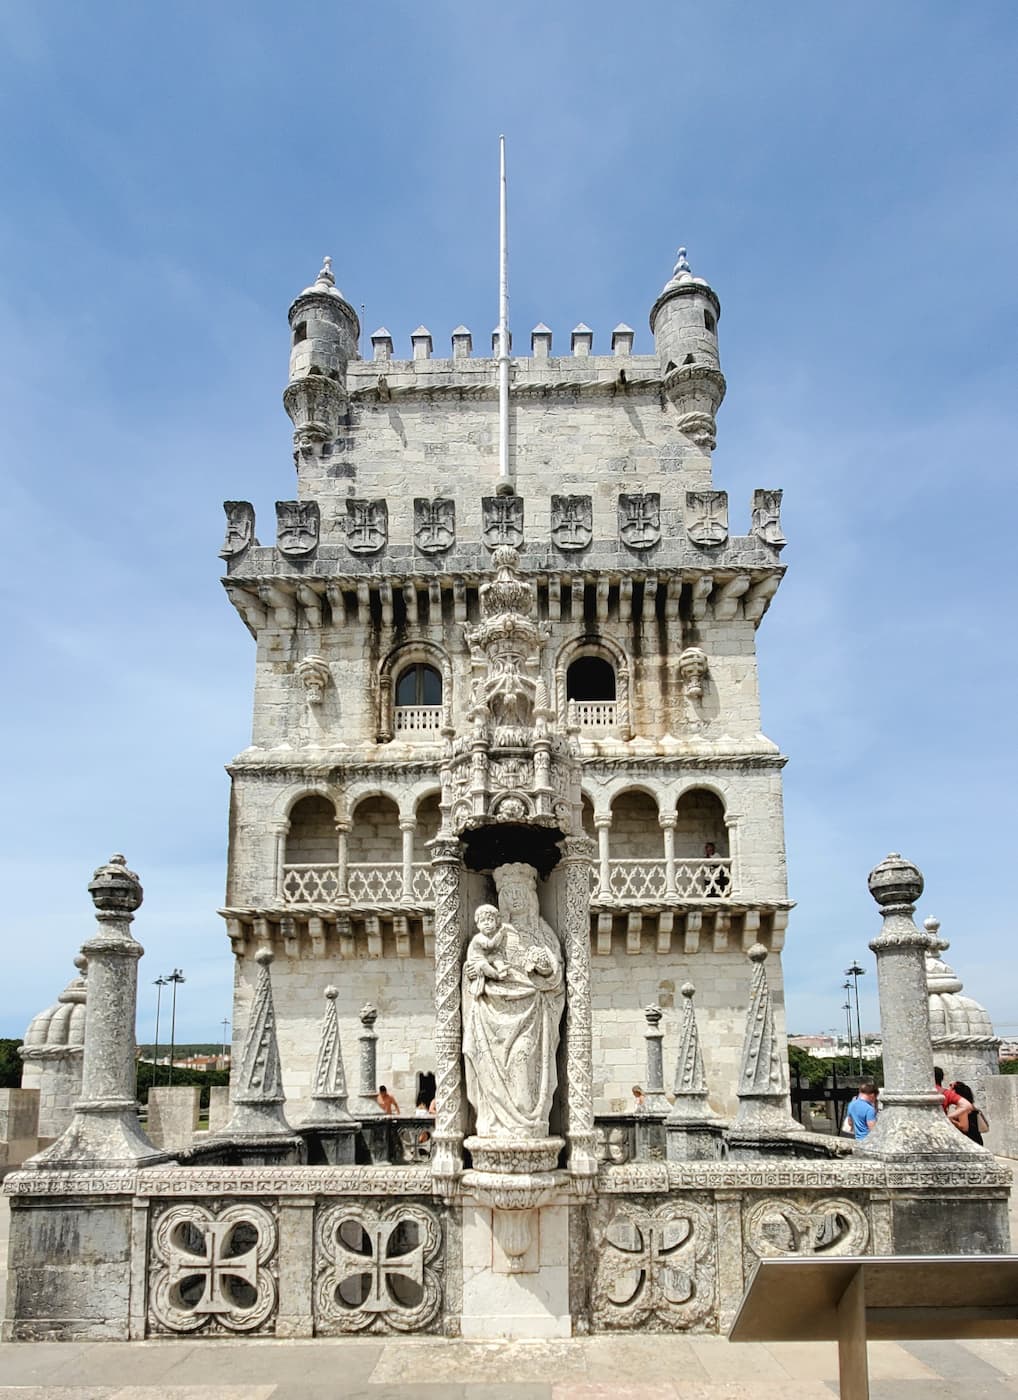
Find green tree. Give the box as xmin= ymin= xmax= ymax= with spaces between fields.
xmin=0 ymin=1039 xmax=22 ymax=1088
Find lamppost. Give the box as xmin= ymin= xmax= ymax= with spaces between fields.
xmin=842 ymin=983 xmax=855 ymax=1068
xmin=166 ymin=968 xmax=185 ymax=1085
xmin=221 ymin=1017 xmax=230 ymax=1066
xmin=153 ymin=975 xmax=167 ymax=1086
xmin=845 ymin=960 xmax=866 ymax=1075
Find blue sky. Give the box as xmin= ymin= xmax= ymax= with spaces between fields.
xmin=1 ymin=3 xmax=1016 ymax=1047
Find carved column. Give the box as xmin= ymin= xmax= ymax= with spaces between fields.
xmin=724 ymin=813 xmax=741 ymax=897
xmin=557 ymin=834 xmax=597 ymax=1186
xmin=355 ymin=1004 xmax=383 ymax=1116
xmin=857 ymin=853 xmax=976 ymax=1160
xmin=659 ymin=813 xmax=677 ymax=898
xmin=616 ymin=664 xmax=632 ymax=739
xmin=27 ymin=855 xmax=167 ymax=1169
xmin=430 ymin=835 xmax=465 ymax=1193
xmin=273 ymin=822 xmax=289 ymax=900
xmin=594 ymin=816 xmax=612 ymax=899
xmin=334 ymin=819 xmax=350 ymax=902
xmin=399 ymin=818 xmax=416 ymax=905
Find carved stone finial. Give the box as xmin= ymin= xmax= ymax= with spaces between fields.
xmin=359 ymin=1003 xmax=378 ymax=1028
xmin=673 ymin=246 xmax=692 ymax=280
xmin=316 ymin=255 xmax=335 ymax=287
xmin=644 ymin=1004 xmax=663 ymax=1029
xmin=255 ymin=946 xmax=274 ymax=967
xmin=324 ymin=985 xmax=338 ymax=1000
xmin=747 ymin=942 xmax=769 ymax=965
xmin=681 ymin=981 xmax=695 ymax=1000
xmin=73 ymin=954 xmax=88 ymax=975
xmin=88 ymin=854 xmax=143 ymax=915
xmin=221 ymin=944 xmax=295 ymax=1142
xmin=868 ymin=852 xmax=924 ymax=910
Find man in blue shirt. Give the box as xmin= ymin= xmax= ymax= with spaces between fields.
xmin=844 ymin=1083 xmax=878 ymax=1140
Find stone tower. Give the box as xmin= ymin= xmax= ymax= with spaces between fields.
xmin=219 ymin=248 xmax=790 ymax=1123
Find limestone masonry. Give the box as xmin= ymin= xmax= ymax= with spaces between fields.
xmin=221 ymin=249 xmax=789 ymax=1122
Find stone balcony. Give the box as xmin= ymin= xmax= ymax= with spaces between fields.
xmin=593 ymin=857 xmax=732 ymax=902
xmin=393 ymin=705 xmax=443 ymax=735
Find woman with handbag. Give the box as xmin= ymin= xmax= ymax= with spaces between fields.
xmin=948 ymin=1080 xmax=989 ymax=1146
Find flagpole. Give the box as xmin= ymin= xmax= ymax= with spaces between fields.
xmin=497 ymin=135 xmax=512 ymax=493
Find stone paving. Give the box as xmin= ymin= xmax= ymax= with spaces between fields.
xmin=2 ymin=1334 xmax=1018 ymax=1398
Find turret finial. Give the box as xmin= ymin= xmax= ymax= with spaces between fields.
xmin=673 ymin=246 xmax=692 ymax=280
xmin=316 ymin=255 xmax=335 ymax=288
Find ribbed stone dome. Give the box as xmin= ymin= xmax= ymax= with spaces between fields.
xmin=21 ymin=959 xmax=87 ymax=1051
xmin=924 ymin=918 xmax=996 ymax=1041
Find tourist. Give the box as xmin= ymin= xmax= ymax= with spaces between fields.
xmin=934 ymin=1065 xmax=969 ymax=1116
xmin=843 ymin=1082 xmax=879 ymax=1140
xmin=948 ymin=1081 xmax=989 ymax=1146
xmin=376 ymin=1084 xmax=400 ymax=1115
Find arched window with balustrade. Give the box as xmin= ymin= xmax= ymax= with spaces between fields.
xmin=282 ymin=794 xmax=339 ymax=903
xmin=555 ymin=635 xmax=631 ymax=737
xmin=605 ymin=789 xmax=665 ymax=900
xmin=378 ymin=642 xmax=451 ymax=742
xmin=674 ymin=788 xmax=731 ymax=897
xmin=347 ymin=794 xmax=404 ymax=904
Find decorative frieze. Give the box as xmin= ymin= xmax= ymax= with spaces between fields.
xmin=413 ymin=497 xmax=455 ymax=553
xmin=481 ymin=494 xmax=524 ymax=549
xmin=219 ymin=501 xmax=257 ymax=560
xmin=551 ymin=494 xmax=593 ymax=551
xmin=618 ymin=493 xmax=660 ymax=550
xmin=275 ymin=500 xmax=320 ymax=558
xmin=685 ymin=491 xmax=728 ymax=548
xmin=345 ymin=498 xmax=388 ymax=554
xmin=314 ymin=1201 xmax=443 ymax=1334
xmin=590 ymin=1197 xmax=716 ymax=1331
xmin=148 ymin=1200 xmax=278 ymax=1336
xmin=751 ymin=489 xmax=786 ymax=549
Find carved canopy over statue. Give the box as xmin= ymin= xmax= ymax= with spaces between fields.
xmin=462 ymin=863 xmax=565 ymax=1140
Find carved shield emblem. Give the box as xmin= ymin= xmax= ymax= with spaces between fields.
xmin=346 ymin=499 xmax=388 ymax=554
xmin=219 ymin=500 xmax=257 ymax=559
xmin=618 ymin=493 xmax=660 ymax=550
xmin=275 ymin=500 xmax=320 ymax=558
xmin=685 ymin=491 xmax=729 ymax=548
xmin=414 ymin=497 xmax=455 ymax=553
xmin=481 ymin=495 xmax=524 ymax=549
xmin=551 ymin=495 xmax=592 ymax=551
xmin=751 ymin=488 xmax=786 ymax=548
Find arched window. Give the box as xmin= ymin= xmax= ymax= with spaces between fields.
xmin=396 ymin=664 xmax=442 ymax=707
xmin=566 ymin=656 xmax=617 ymax=730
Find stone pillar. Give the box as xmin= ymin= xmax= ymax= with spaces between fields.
xmin=659 ymin=814 xmax=677 ymax=898
xmin=399 ymin=818 xmax=416 ymax=905
xmin=430 ymin=835 xmax=465 ymax=1192
xmin=557 ymin=835 xmax=597 ymax=1187
xmin=594 ymin=816 xmax=612 ymax=900
xmin=146 ymin=1086 xmax=201 ymax=1153
xmin=355 ymin=1004 xmax=383 ymax=1116
xmin=273 ymin=822 xmax=289 ymax=899
xmin=724 ymin=814 xmax=741 ymax=896
xmin=642 ymin=1005 xmax=670 ymax=1112
xmin=857 ymin=854 xmax=978 ymax=1160
xmin=26 ymin=855 xmax=168 ymax=1169
xmin=335 ymin=820 xmax=350 ymax=901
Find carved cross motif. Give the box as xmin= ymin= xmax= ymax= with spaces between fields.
xmin=315 ymin=1202 xmax=443 ymax=1334
xmin=346 ymin=499 xmax=388 ymax=554
xmin=593 ymin=1202 xmax=714 ymax=1329
xmin=551 ymin=494 xmax=592 ymax=551
xmin=167 ymin=1219 xmax=259 ymax=1316
xmin=618 ymin=493 xmax=661 ymax=550
xmin=481 ymin=495 xmax=524 ymax=549
xmin=333 ymin=1217 xmax=424 ymax=1313
xmin=275 ymin=500 xmax=320 ymax=558
xmin=414 ymin=497 xmax=455 ymax=553
xmin=685 ymin=491 xmax=729 ymax=548
xmin=219 ymin=500 xmax=257 ymax=559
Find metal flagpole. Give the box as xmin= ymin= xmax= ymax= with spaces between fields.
xmin=497 ymin=134 xmax=512 ymax=493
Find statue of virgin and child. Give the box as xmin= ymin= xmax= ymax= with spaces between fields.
xmin=462 ymin=862 xmax=565 ymax=1140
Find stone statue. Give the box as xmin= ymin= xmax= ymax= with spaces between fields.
xmin=462 ymin=864 xmax=565 ymax=1140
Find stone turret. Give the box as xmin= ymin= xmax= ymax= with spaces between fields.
xmin=925 ymin=915 xmax=1000 ymax=1102
xmin=283 ymin=256 xmax=360 ymax=466
xmin=19 ymin=957 xmax=88 ymax=1140
xmin=649 ymin=247 xmax=726 ymax=450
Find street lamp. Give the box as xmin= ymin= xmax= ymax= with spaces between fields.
xmin=845 ymin=961 xmax=866 ymax=1075
xmin=843 ymin=994 xmax=854 ymax=1065
xmin=221 ymin=1017 xmax=230 ymax=1066
xmin=166 ymin=969 xmax=185 ymax=1085
xmin=153 ymin=976 xmax=168 ymax=1086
